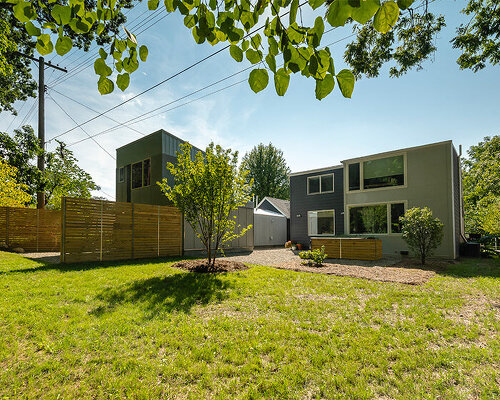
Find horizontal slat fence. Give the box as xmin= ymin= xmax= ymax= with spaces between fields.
xmin=0 ymin=206 xmax=61 ymax=252
xmin=61 ymin=197 xmax=182 ymax=263
xmin=311 ymin=238 xmax=382 ymax=261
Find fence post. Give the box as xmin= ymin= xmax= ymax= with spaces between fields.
xmin=61 ymin=198 xmax=66 ymax=263
xmin=131 ymin=203 xmax=134 ymax=259
xmin=100 ymin=200 xmax=103 ymax=261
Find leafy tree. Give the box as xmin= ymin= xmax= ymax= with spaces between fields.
xmin=241 ymin=143 xmax=291 ymax=201
xmin=0 ymin=126 xmax=99 ymax=208
xmin=400 ymin=207 xmax=444 ymax=265
xmin=159 ymin=142 xmax=252 ymax=267
xmin=462 ymin=135 xmax=500 ymax=233
xmin=0 ymin=159 xmax=31 ymax=207
xmin=5 ymin=0 xmax=500 ymax=103
xmin=481 ymin=200 xmax=500 ymax=236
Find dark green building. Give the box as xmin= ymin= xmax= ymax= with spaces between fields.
xmin=115 ymin=129 xmax=203 ymax=205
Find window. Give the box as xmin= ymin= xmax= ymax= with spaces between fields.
xmin=143 ymin=159 xmax=151 ymax=187
xmin=363 ymin=155 xmax=404 ymax=189
xmin=131 ymin=162 xmax=143 ymax=189
xmin=307 ymin=173 xmax=334 ymax=194
xmin=348 ymin=163 xmax=360 ymax=191
xmin=308 ymin=210 xmax=335 ymax=236
xmin=349 ymin=202 xmax=405 ymax=234
xmin=119 ymin=167 xmax=124 ymax=183
xmin=131 ymin=159 xmax=151 ymax=189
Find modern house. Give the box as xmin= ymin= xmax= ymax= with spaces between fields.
xmin=116 ymin=129 xmax=203 ymax=206
xmin=290 ymin=140 xmax=464 ymax=259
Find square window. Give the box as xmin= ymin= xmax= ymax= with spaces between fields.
xmin=308 ymin=177 xmax=320 ymax=194
xmin=321 ymin=174 xmax=334 ymax=192
xmin=349 ymin=205 xmax=388 ymax=234
xmin=308 ymin=210 xmax=335 ymax=235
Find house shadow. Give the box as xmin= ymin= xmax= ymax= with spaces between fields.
xmin=91 ymin=271 xmax=233 ymax=316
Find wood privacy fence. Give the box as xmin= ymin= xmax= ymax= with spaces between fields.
xmin=61 ymin=197 xmax=183 ymax=263
xmin=311 ymin=238 xmax=382 ymax=261
xmin=0 ymin=206 xmax=61 ymax=252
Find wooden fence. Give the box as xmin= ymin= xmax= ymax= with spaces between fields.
xmin=61 ymin=197 xmax=182 ymax=263
xmin=0 ymin=206 xmax=61 ymax=252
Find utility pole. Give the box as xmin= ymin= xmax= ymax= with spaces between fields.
xmin=16 ymin=52 xmax=67 ymax=208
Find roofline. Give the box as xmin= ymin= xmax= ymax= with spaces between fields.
xmin=116 ymin=129 xmax=203 ymax=153
xmin=256 ymin=196 xmax=290 ymax=218
xmin=341 ymin=140 xmax=453 ymax=164
xmin=289 ymin=164 xmax=343 ymax=177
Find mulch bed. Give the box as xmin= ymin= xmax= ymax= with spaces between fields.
xmin=172 ymin=259 xmax=249 ymax=273
xmin=273 ymin=260 xmax=437 ymax=285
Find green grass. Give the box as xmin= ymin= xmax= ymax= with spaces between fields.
xmin=0 ymin=252 xmax=498 ymax=399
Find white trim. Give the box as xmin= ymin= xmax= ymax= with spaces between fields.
xmin=307 ymin=173 xmax=334 ymax=195
xmin=307 ymin=209 xmax=336 ymax=236
xmin=451 ymin=145 xmax=457 ymax=258
xmin=341 ymin=140 xmax=452 ymax=164
xmin=290 ymin=165 xmax=343 ymax=177
xmin=346 ymin=200 xmax=408 ymax=236
xmin=345 ymin=152 xmax=407 ymax=194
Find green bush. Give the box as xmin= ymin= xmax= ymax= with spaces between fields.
xmin=400 ymin=207 xmax=444 ymax=265
xmin=299 ymin=246 xmax=328 ymax=266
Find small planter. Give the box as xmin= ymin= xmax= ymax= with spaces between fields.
xmin=296 ymin=243 xmax=303 ymax=250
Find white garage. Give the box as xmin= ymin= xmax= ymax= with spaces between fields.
xmin=253 ymin=208 xmax=287 ymax=247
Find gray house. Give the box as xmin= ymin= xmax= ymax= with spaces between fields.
xmin=290 ymin=140 xmax=464 ymax=259
xmin=116 ymin=129 xmax=202 ymax=205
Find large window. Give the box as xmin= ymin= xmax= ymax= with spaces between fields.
xmin=348 ymin=154 xmax=405 ymax=191
xmin=349 ymin=202 xmax=405 ymax=234
xmin=308 ymin=210 xmax=335 ymax=236
xmin=131 ymin=159 xmax=151 ymax=189
xmin=307 ymin=173 xmax=334 ymax=194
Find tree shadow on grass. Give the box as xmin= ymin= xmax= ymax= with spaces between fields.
xmin=91 ymin=271 xmax=234 ymax=316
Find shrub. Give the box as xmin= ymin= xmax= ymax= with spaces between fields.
xmin=285 ymin=241 xmax=293 ymax=248
xmin=299 ymin=246 xmax=328 ymax=266
xmin=400 ymin=207 xmax=444 ymax=265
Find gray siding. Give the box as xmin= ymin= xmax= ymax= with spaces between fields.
xmin=258 ymin=199 xmax=280 ymax=214
xmin=290 ymin=167 xmax=344 ymax=247
xmin=453 ymin=147 xmax=463 ymax=256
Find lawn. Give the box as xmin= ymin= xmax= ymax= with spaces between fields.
xmin=0 ymin=252 xmax=498 ymax=399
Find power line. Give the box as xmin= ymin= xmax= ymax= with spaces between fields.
xmin=47 ymin=93 xmax=116 ymax=160
xmin=48 ymin=87 xmax=146 ymax=139
xmin=50 ymin=2 xmax=310 ymax=141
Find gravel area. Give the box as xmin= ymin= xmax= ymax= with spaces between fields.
xmin=21 ymin=252 xmax=60 ymax=264
xmin=224 ymin=248 xmax=437 ymax=285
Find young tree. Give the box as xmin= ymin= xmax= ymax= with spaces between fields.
xmin=462 ymin=135 xmax=500 ymax=233
xmin=159 ymin=142 xmax=252 ymax=268
xmin=400 ymin=207 xmax=444 ymax=265
xmin=0 ymin=126 xmax=99 ymax=208
xmin=241 ymin=143 xmax=291 ymax=201
xmin=4 ymin=0 xmax=500 ymax=103
xmin=0 ymin=159 xmax=31 ymax=207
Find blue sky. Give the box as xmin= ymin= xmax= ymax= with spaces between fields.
xmin=1 ymin=0 xmax=499 ymax=200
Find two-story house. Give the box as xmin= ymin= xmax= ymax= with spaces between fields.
xmin=290 ymin=140 xmax=464 ymax=259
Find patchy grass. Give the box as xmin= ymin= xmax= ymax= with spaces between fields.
xmin=0 ymin=252 xmax=498 ymax=399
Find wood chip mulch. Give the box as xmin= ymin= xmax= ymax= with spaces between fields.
xmin=273 ymin=260 xmax=437 ymax=285
xmin=171 ymin=259 xmax=249 ymax=273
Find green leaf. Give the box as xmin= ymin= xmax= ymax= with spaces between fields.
xmin=192 ymin=26 xmax=206 ymax=44
xmin=148 ymin=0 xmax=160 ymax=9
xmin=116 ymin=73 xmax=130 ymax=91
xmin=268 ymin=36 xmax=279 ymax=56
xmin=93 ymin=58 xmax=112 ymax=77
xmin=55 ymin=37 xmax=73 ymax=56
xmin=373 ymin=1 xmax=399 ymax=34
xmin=25 ymin=21 xmax=41 ymax=36
xmin=229 ymin=45 xmax=243 ymax=62
xmin=51 ymin=4 xmax=71 ymax=25
xmin=99 ymin=48 xmax=107 ymax=60
xmin=184 ymin=14 xmax=197 ymax=28
xmin=164 ymin=0 xmax=175 ymax=12
xmin=96 ymin=23 xmax=105 ymax=35
xmin=250 ymin=33 xmax=262 ymax=50
xmin=336 ymin=69 xmax=355 ymax=98
xmin=326 ymin=0 xmax=352 ymax=27
xmin=246 ymin=48 xmax=263 ymax=64
xmin=36 ymin=34 xmax=53 ymax=55
xmin=209 ymin=0 xmax=217 ymax=10
xmin=241 ymin=39 xmax=250 ymax=52
xmin=308 ymin=0 xmax=326 ymax=10
xmin=397 ymin=0 xmax=415 ymax=10
xmin=315 ymin=74 xmax=335 ymax=100
xmin=98 ymin=77 xmax=114 ymax=95
xmin=248 ymin=69 xmax=269 ymax=93
xmin=13 ymin=1 xmax=36 ymax=23
xmin=139 ymin=45 xmax=148 ymax=62
xmin=274 ymin=68 xmax=290 ymax=96
xmin=351 ymin=0 xmax=380 ymax=25
xmin=265 ymin=53 xmax=276 ymax=73
xmin=289 ymin=0 xmax=299 ymax=24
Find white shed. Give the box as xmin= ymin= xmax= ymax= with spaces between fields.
xmin=253 ymin=209 xmax=287 ymax=247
